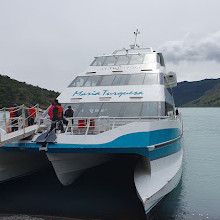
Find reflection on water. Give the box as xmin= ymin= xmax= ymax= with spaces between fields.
xmin=0 ymin=156 xmax=145 ymax=220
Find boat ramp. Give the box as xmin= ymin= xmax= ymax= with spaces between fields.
xmin=0 ymin=104 xmax=40 ymax=147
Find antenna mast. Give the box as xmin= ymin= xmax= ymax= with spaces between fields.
xmin=134 ymin=29 xmax=140 ymax=47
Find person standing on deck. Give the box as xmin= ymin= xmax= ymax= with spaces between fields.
xmin=48 ymin=101 xmax=54 ymax=120
xmin=27 ymin=105 xmax=36 ymax=126
xmin=50 ymin=99 xmax=64 ymax=132
xmin=9 ymin=104 xmax=19 ymax=132
xmin=64 ymin=106 xmax=74 ymax=125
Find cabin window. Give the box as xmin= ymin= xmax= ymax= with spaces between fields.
xmin=141 ymin=102 xmax=158 ymax=116
xmin=165 ymin=102 xmax=174 ymax=116
xmin=164 ymin=86 xmax=174 ymax=109
xmin=115 ymin=55 xmax=131 ymax=65
xmin=91 ymin=57 xmax=106 ymax=66
xmin=63 ymin=102 xmax=163 ymax=117
xmin=127 ymin=73 xmax=145 ymax=85
xmin=158 ymin=53 xmax=165 ymax=67
xmin=143 ymin=73 xmax=158 ymax=85
xmin=129 ymin=54 xmax=144 ymax=65
xmin=68 ymin=76 xmax=88 ymax=87
xmin=112 ymin=74 xmax=128 ymax=86
xmin=69 ymin=73 xmax=160 ymax=87
xmin=164 ymin=77 xmax=173 ymax=95
xmin=98 ymin=103 xmax=123 ymax=117
xmin=84 ymin=75 xmax=102 ymax=87
xmin=91 ymin=52 xmax=160 ymax=66
xmin=76 ymin=103 xmax=103 ymax=117
xmin=156 ymin=54 xmax=160 ymax=63
xmin=103 ymin=56 xmax=117 ymax=66
xmin=63 ymin=103 xmax=82 ymax=115
xmin=122 ymin=102 xmax=142 ymax=117
xmin=100 ymin=75 xmax=116 ymax=86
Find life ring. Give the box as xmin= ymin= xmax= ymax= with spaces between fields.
xmin=6 ymin=120 xmax=12 ymax=133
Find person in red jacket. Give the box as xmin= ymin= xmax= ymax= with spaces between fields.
xmin=27 ymin=105 xmax=36 ymax=126
xmin=9 ymin=104 xmax=19 ymax=132
xmin=50 ymin=99 xmax=64 ymax=132
xmin=48 ymin=102 xmax=54 ymax=120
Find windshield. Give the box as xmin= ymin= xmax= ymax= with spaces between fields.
xmin=91 ymin=54 xmax=156 ymax=66
xmin=68 ymin=73 xmax=159 ymax=87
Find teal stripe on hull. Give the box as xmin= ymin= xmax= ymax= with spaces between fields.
xmin=2 ymin=128 xmax=181 ymax=158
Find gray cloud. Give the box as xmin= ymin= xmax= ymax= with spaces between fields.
xmin=159 ymin=31 xmax=220 ymax=63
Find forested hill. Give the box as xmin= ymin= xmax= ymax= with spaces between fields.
xmin=0 ymin=75 xmax=60 ymax=109
xmin=173 ymin=78 xmax=220 ymax=107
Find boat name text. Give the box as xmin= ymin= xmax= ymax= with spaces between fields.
xmin=72 ymin=89 xmax=143 ymax=97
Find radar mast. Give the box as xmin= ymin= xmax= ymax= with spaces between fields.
xmin=131 ymin=29 xmax=140 ymax=49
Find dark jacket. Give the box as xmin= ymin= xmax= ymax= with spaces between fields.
xmin=64 ymin=108 xmax=74 ymax=118
xmin=52 ymin=104 xmax=63 ymax=121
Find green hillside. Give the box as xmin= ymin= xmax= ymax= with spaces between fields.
xmin=183 ymin=83 xmax=220 ymax=107
xmin=173 ymin=78 xmax=220 ymax=107
xmin=0 ymin=75 xmax=60 ymax=109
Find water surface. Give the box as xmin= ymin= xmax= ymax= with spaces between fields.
xmin=149 ymin=108 xmax=220 ymax=220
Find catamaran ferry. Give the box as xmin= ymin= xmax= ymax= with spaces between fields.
xmin=1 ymin=44 xmax=183 ymax=214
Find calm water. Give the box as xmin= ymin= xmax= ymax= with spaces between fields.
xmin=150 ymin=108 xmax=220 ymax=220
xmin=0 ymin=108 xmax=220 ymax=220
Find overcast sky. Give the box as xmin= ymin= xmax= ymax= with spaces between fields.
xmin=0 ymin=0 xmax=220 ymax=92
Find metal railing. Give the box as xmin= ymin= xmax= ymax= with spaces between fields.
xmin=1 ymin=104 xmax=179 ymax=138
xmin=0 ymin=104 xmax=41 ymax=142
xmin=60 ymin=115 xmax=172 ymax=135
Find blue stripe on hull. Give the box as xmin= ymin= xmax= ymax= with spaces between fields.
xmin=2 ymin=128 xmax=181 ymax=159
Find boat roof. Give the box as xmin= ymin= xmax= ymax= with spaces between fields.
xmin=113 ymin=47 xmax=154 ymax=55
xmin=94 ymin=47 xmax=156 ymax=58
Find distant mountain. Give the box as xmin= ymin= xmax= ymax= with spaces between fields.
xmin=173 ymin=78 xmax=220 ymax=107
xmin=0 ymin=75 xmax=60 ymax=109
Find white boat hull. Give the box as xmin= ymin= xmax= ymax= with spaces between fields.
xmin=0 ymin=151 xmax=49 ymax=182
xmin=134 ymin=149 xmax=183 ymax=213
xmin=46 ymin=153 xmax=110 ymax=185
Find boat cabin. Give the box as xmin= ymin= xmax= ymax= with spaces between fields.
xmin=49 ymin=48 xmax=177 ymax=134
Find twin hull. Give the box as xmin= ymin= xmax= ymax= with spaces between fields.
xmin=0 ymin=117 xmax=182 ymax=214
xmin=45 ymin=117 xmax=183 ymax=213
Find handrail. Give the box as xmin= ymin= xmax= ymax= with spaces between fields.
xmin=0 ymin=104 xmax=41 ymax=141
xmin=1 ymin=107 xmax=178 ymax=137
xmin=147 ymin=132 xmax=183 ymax=151
xmin=65 ymin=116 xmax=170 ymax=120
xmin=62 ymin=115 xmax=175 ymax=135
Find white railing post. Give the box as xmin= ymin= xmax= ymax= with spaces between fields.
xmin=3 ymin=107 xmax=8 ymax=133
xmin=36 ymin=104 xmax=39 ymax=121
xmin=86 ymin=118 xmax=90 ymax=135
xmin=35 ymin=104 xmax=40 ymax=133
xmin=22 ymin=104 xmax=25 ymax=135
xmin=112 ymin=118 xmax=115 ymax=129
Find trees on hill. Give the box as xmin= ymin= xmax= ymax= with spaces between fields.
xmin=0 ymin=75 xmax=59 ymax=109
